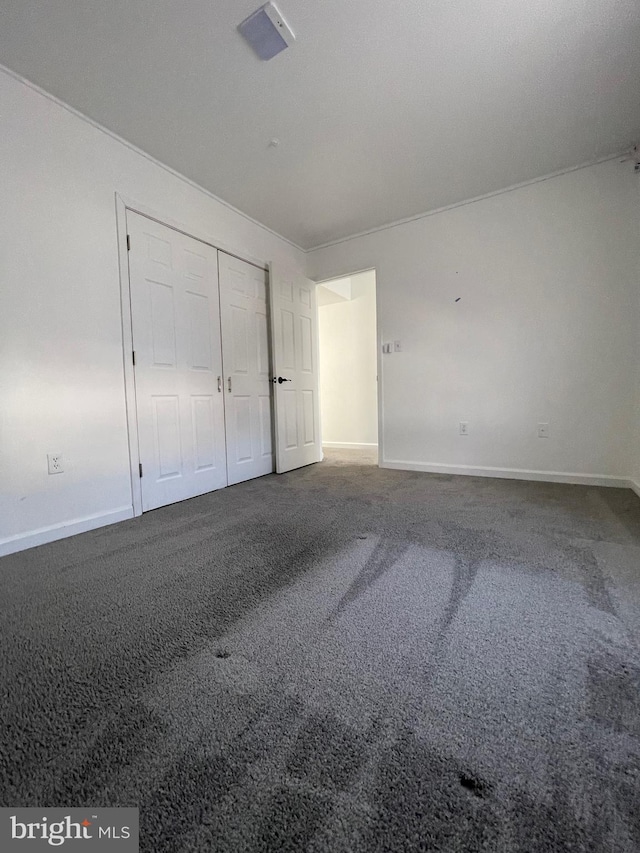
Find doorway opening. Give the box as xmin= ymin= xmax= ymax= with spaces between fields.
xmin=316 ymin=270 xmax=379 ymax=466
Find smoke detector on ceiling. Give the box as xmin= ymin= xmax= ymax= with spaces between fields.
xmin=238 ymin=2 xmax=295 ymax=61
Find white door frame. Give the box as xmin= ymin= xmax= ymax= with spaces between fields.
xmin=115 ymin=192 xmax=270 ymax=517
xmin=313 ymin=268 xmax=383 ymax=468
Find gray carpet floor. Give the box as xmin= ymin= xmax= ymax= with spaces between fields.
xmin=1 ymin=449 xmax=640 ymax=852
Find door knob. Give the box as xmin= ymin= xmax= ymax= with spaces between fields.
xmin=274 ymin=376 xmax=291 ymax=384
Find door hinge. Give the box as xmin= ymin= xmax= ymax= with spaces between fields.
xmin=139 ymin=463 xmax=143 ymax=478
xmin=126 ymin=234 xmax=131 ymax=251
xmin=132 ymin=350 xmax=136 ymax=366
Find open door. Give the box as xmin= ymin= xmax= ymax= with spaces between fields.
xmin=268 ymin=263 xmax=322 ymax=473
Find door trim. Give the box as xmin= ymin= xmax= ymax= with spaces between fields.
xmin=115 ymin=193 xmax=270 ymax=517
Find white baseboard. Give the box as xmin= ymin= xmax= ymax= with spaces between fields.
xmin=381 ymin=459 xmax=631 ymax=489
xmin=629 ymin=480 xmax=640 ymax=499
xmin=323 ymin=442 xmax=378 ymax=450
xmin=0 ymin=506 xmax=134 ymax=558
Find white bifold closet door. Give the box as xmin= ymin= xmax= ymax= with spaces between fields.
xmin=127 ymin=212 xmax=277 ymax=512
xmin=127 ymin=211 xmax=227 ymax=511
xmin=218 ymin=252 xmax=274 ymax=485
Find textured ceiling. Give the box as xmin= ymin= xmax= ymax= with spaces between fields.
xmin=2 ymin=0 xmax=639 ymax=249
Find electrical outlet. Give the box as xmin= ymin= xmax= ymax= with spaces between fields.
xmin=393 ymin=340 xmax=402 ymax=352
xmin=47 ymin=453 xmax=64 ymax=474
xmin=459 ymin=421 xmax=469 ymax=436
xmin=537 ymin=423 xmax=550 ymax=439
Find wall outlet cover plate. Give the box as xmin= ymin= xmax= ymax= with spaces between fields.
xmin=47 ymin=453 xmax=64 ymax=474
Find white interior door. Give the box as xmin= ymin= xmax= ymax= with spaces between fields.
xmin=218 ymin=252 xmax=274 ymax=485
xmin=268 ymin=264 xmax=322 ymax=472
xmin=127 ymin=211 xmax=227 ymax=511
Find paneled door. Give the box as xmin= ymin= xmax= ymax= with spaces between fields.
xmin=127 ymin=211 xmax=227 ymax=511
xmin=218 ymin=252 xmax=274 ymax=485
xmin=268 ymin=264 xmax=322 ymax=473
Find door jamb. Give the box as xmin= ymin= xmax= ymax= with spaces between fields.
xmin=115 ymin=194 xmax=142 ymax=517
xmin=115 ymin=192 xmax=270 ymax=517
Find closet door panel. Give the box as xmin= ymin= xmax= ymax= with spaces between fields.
xmin=127 ymin=211 xmax=227 ymax=511
xmin=219 ymin=253 xmax=274 ymax=485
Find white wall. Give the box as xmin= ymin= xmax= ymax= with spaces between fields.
xmin=318 ymin=271 xmax=378 ymax=448
xmin=0 ymin=69 xmax=305 ymax=555
xmin=308 ymin=160 xmax=640 ymax=486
